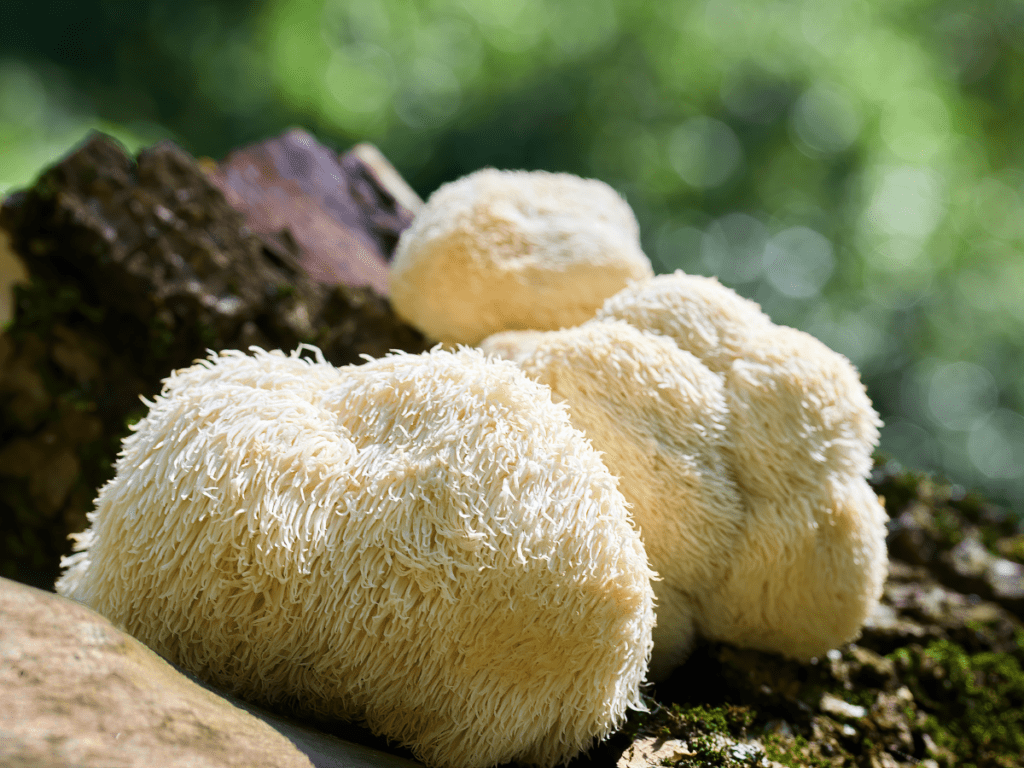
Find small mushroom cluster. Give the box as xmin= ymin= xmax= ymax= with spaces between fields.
xmin=482 ymin=276 xmax=888 ymax=679
xmin=58 ymin=168 xmax=887 ymax=768
xmin=394 ymin=169 xmax=887 ymax=681
xmin=390 ymin=169 xmax=653 ymax=345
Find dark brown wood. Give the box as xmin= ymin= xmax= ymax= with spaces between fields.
xmin=0 ymin=131 xmax=427 ymax=590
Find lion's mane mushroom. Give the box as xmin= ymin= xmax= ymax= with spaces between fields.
xmin=482 ymin=271 xmax=888 ymax=668
xmin=56 ymin=346 xmax=656 ymax=768
xmin=595 ymin=272 xmax=888 ymax=660
xmin=389 ymin=168 xmax=654 ymax=345
xmin=481 ymin=321 xmax=746 ymax=680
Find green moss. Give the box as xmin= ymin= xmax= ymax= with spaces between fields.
xmin=761 ymin=734 xmax=833 ymax=768
xmin=668 ymin=703 xmax=754 ymax=738
xmin=629 ymin=701 xmax=845 ymax=768
xmin=931 ymin=506 xmax=967 ymax=548
xmin=124 ymin=410 xmax=145 ymax=428
xmin=273 ymin=283 xmax=296 ymax=298
xmin=890 ymin=638 xmax=1024 ymax=767
xmin=11 ymin=282 xmax=104 ymax=331
xmin=624 ymin=701 xmax=764 ymax=767
xmin=669 ymin=708 xmax=761 ymax=767
xmin=996 ymin=534 xmax=1024 ymax=563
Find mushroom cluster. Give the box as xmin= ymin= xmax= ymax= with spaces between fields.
xmin=390 ymin=169 xmax=886 ymax=680
xmin=481 ymin=274 xmax=888 ymax=678
xmin=58 ymin=346 xmax=655 ymax=768
xmin=58 ymin=167 xmax=887 ymax=768
xmin=389 ymin=168 xmax=654 ymax=345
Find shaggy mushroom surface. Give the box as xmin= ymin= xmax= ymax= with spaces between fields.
xmin=389 ymin=168 xmax=653 ymax=345
xmin=481 ymin=321 xmax=746 ymax=680
xmin=56 ymin=346 xmax=656 ymax=768
xmin=596 ymin=272 xmax=887 ymax=656
xmin=483 ymin=271 xmax=888 ymax=671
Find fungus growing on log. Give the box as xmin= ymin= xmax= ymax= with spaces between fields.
xmin=389 ymin=168 xmax=653 ymax=345
xmin=483 ymin=271 xmax=888 ymax=668
xmin=56 ymin=346 xmax=655 ymax=768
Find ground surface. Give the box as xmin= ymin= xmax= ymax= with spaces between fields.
xmin=564 ymin=462 xmax=1024 ymax=768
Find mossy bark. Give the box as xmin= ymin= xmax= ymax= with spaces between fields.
xmin=0 ymin=132 xmax=428 ymax=590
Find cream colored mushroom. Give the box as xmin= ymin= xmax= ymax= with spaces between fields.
xmin=389 ymin=168 xmax=653 ymax=345
xmin=595 ymin=272 xmax=888 ymax=660
xmin=482 ymin=321 xmax=746 ymax=680
xmin=57 ymin=346 xmax=656 ymax=768
xmin=594 ymin=271 xmax=772 ymax=374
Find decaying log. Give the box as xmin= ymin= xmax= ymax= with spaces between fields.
xmin=206 ymin=127 xmax=421 ymax=293
xmin=0 ymin=130 xmax=428 ymax=589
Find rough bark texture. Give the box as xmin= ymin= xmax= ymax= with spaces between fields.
xmin=0 ymin=131 xmax=428 ymax=590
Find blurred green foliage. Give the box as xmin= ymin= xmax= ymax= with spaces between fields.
xmin=2 ymin=0 xmax=1023 ymax=514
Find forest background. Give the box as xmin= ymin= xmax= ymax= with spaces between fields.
xmin=2 ymin=0 xmax=1022 ymax=516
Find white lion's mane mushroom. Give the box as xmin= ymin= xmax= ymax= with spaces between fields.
xmin=56 ymin=346 xmax=656 ymax=768
xmin=389 ymin=168 xmax=654 ymax=345
xmin=594 ymin=271 xmax=888 ymax=661
xmin=481 ymin=321 xmax=747 ymax=680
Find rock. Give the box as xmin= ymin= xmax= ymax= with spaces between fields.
xmin=987 ymin=556 xmax=1024 ymax=601
xmin=346 ymin=143 xmax=424 ymax=215
xmin=614 ymin=734 xmax=776 ymax=768
xmin=878 ymin=462 xmax=1024 ymax=620
xmin=946 ymin=534 xmax=991 ymax=580
xmin=941 ymin=532 xmax=1024 ymax=610
xmin=846 ymin=644 xmax=897 ymax=688
xmin=885 ymin=503 xmax=942 ymax=567
xmin=616 ymin=737 xmax=692 ymax=768
xmin=0 ymin=576 xmax=420 ymax=768
xmin=819 ymin=693 xmax=866 ymax=720
xmin=0 ymin=131 xmax=329 ymax=371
